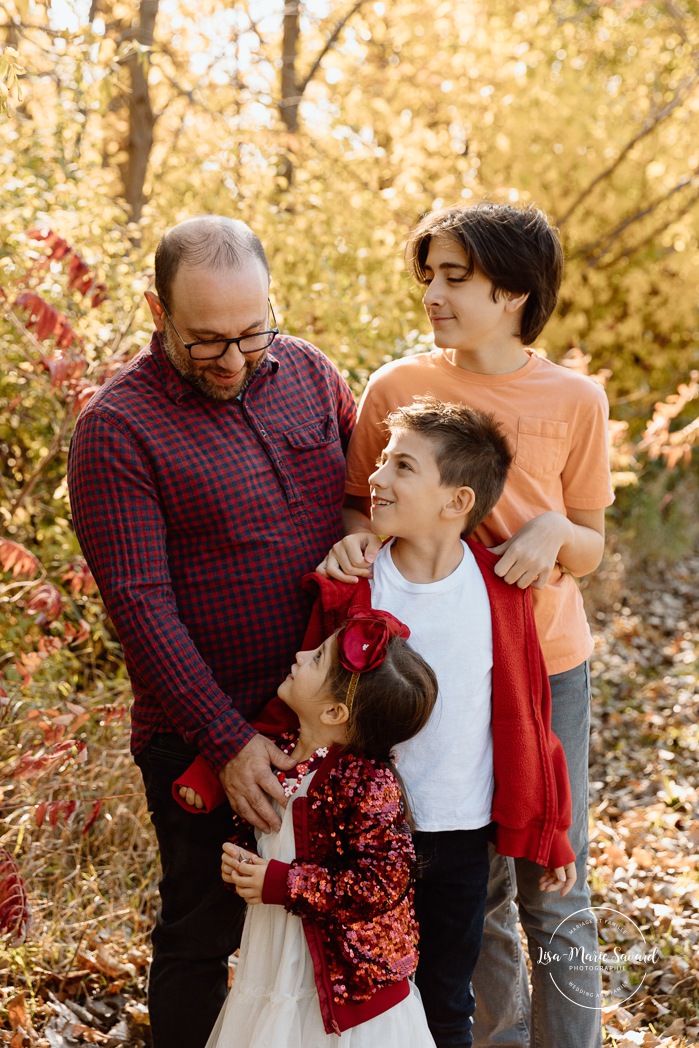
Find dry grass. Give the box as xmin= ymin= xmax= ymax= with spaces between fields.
xmin=1 ymin=541 xmax=697 ymax=1046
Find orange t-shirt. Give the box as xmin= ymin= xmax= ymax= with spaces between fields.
xmin=345 ymin=348 xmax=614 ymax=674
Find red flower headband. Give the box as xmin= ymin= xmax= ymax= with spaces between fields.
xmin=336 ymin=609 xmax=411 ymax=710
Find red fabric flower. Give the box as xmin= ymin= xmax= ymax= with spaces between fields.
xmin=337 ymin=609 xmax=411 ymax=673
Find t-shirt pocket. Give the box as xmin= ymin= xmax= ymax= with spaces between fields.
xmin=515 ymin=416 xmax=568 ymax=478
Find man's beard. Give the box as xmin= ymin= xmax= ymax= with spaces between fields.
xmin=160 ymin=327 xmax=264 ymax=401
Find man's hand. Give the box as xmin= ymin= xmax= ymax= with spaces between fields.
xmin=219 ymin=735 xmax=296 ymax=833
xmin=490 ymin=513 xmax=571 ymax=590
xmin=539 ymin=862 xmax=576 ymax=897
xmin=316 ymin=531 xmax=382 ymax=582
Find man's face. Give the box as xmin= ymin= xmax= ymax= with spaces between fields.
xmin=147 ymin=258 xmax=271 ymax=401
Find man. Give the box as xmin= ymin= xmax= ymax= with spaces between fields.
xmin=67 ymin=216 xmax=356 ymax=1048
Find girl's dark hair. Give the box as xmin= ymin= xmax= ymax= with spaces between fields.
xmin=326 ymin=634 xmax=438 ymax=827
xmin=405 ymin=202 xmax=563 ymax=345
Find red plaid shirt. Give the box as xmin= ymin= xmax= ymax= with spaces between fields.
xmin=67 ymin=333 xmax=356 ymax=771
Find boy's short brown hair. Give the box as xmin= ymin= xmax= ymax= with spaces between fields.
xmin=385 ymin=396 xmax=513 ymax=535
xmin=405 ymin=202 xmax=563 ymax=345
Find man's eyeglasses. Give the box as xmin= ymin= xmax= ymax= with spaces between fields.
xmin=161 ymin=301 xmax=279 ymax=361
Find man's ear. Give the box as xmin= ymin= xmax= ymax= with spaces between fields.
xmin=320 ymin=703 xmax=350 ymax=727
xmin=144 ymin=290 xmax=166 ymax=332
xmin=443 ymin=486 xmax=476 ymax=521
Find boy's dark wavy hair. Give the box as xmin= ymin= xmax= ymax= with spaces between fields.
xmin=405 ymin=201 xmax=564 ymax=344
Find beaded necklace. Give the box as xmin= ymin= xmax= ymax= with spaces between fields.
xmin=276 ymin=732 xmax=329 ymax=798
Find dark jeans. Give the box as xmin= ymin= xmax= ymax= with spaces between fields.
xmin=135 ymin=733 xmax=246 ymax=1048
xmin=413 ymin=825 xmax=492 ymax=1048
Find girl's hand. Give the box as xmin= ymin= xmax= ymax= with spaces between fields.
xmin=539 ymin=863 xmax=576 ymax=897
xmin=226 ymin=852 xmax=269 ymax=905
xmin=178 ymin=785 xmax=204 ymax=810
xmin=221 ymin=842 xmax=258 ymax=883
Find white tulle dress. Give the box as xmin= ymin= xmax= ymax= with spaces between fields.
xmin=205 ymin=772 xmax=436 ymax=1048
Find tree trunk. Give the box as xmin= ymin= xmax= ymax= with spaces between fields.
xmin=279 ymin=0 xmax=301 ymax=188
xmin=121 ymin=0 xmax=159 ymax=221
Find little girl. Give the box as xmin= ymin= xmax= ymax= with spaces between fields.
xmin=204 ymin=608 xmax=439 ymax=1048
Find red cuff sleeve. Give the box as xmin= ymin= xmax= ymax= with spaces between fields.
xmin=261 ymin=860 xmax=291 ymax=905
xmin=545 ymin=829 xmax=576 ymax=869
xmin=172 ymin=755 xmax=226 ymax=813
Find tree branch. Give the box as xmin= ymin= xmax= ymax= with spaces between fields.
xmin=556 ymin=72 xmax=699 ymax=228
xmin=569 ymin=170 xmax=698 ymax=263
xmin=597 ymin=184 xmax=699 ymax=270
xmin=298 ymin=0 xmax=369 ymax=95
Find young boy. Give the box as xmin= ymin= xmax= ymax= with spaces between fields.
xmin=175 ymin=398 xmax=576 ymax=1048
xmin=324 ymin=202 xmax=614 ymax=1048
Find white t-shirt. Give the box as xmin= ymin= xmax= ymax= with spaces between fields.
xmin=371 ymin=540 xmax=493 ymax=832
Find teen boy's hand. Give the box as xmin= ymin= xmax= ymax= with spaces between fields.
xmin=490 ymin=509 xmax=605 ymax=590
xmin=539 ymin=863 xmax=576 ymax=897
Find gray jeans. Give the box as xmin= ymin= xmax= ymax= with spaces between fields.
xmin=471 ymin=661 xmax=603 ymax=1048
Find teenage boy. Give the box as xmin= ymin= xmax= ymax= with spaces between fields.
xmin=174 ymin=397 xmax=576 ymax=1048
xmin=323 ymin=202 xmax=614 ymax=1048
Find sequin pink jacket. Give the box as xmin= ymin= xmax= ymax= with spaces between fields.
xmin=223 ymin=741 xmax=419 ymax=1035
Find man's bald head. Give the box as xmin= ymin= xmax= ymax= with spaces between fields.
xmin=154 ymin=216 xmax=270 ymax=308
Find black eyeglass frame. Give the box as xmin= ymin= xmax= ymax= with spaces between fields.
xmin=161 ymin=300 xmax=279 ymax=360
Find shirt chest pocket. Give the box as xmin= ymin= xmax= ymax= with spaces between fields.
xmin=282 ymin=413 xmax=345 ymax=506
xmin=515 ymin=416 xmax=568 ymax=478
xmin=284 ymin=413 xmax=336 ymax=450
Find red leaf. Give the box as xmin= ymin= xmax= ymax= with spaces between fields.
xmin=72 ymin=383 xmax=101 ymax=414
xmin=15 ymin=291 xmax=82 ymax=349
xmin=67 ymin=254 xmax=91 ymax=293
xmin=91 ymin=284 xmax=108 ymax=307
xmin=46 ymin=801 xmax=75 ymax=827
xmin=0 ymin=538 xmax=42 ymax=579
xmin=27 ymin=227 xmax=71 ymax=261
xmin=37 ymin=636 xmax=64 ymax=657
xmin=15 ymin=651 xmax=43 ymax=685
xmin=23 ymin=581 xmax=63 ymax=625
xmin=44 ymin=353 xmax=87 ymax=388
xmin=63 ymin=619 xmax=92 ymax=645
xmin=34 ymin=801 xmax=48 ymax=827
xmin=0 ymin=849 xmax=31 ymax=946
xmin=12 ymin=739 xmax=85 ymax=780
xmin=61 ymin=559 xmax=97 ymax=597
xmin=82 ymin=799 xmax=103 ymax=834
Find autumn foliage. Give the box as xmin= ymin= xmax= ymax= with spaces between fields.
xmin=1 ymin=0 xmax=697 ymax=1042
